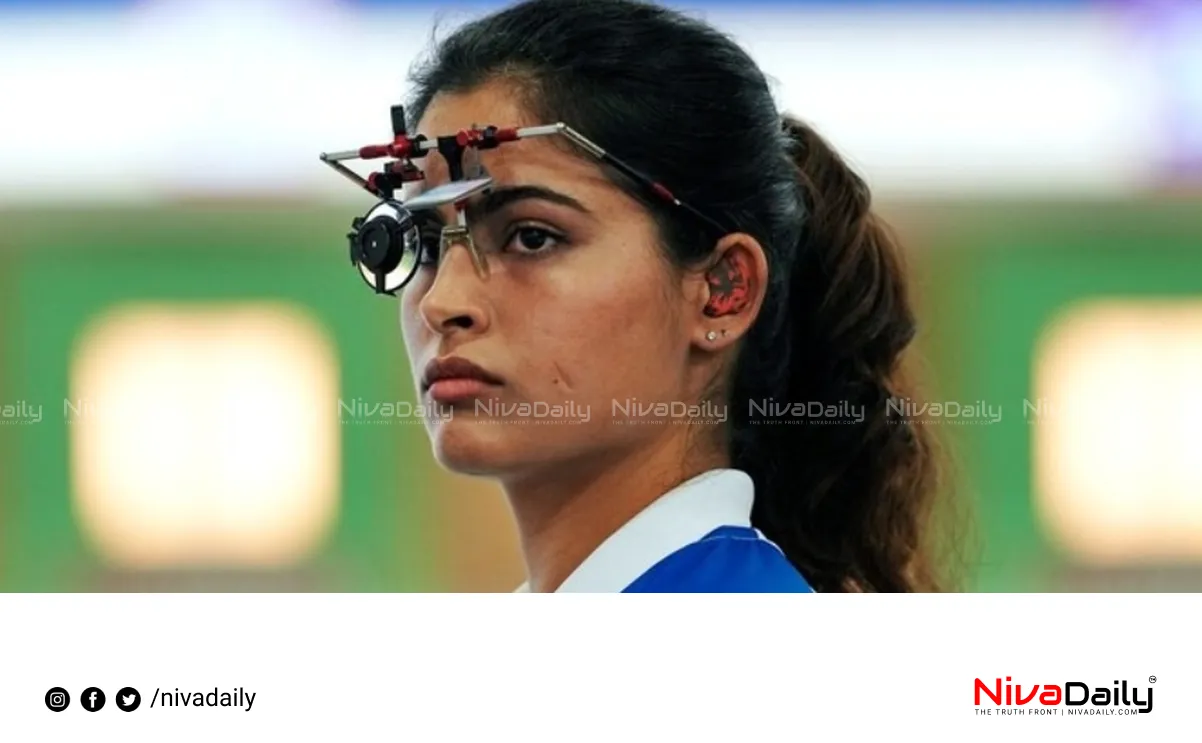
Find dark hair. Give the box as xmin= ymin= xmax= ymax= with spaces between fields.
xmin=408 ymin=0 xmax=954 ymax=591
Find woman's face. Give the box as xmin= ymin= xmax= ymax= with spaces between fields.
xmin=399 ymin=81 xmax=706 ymax=478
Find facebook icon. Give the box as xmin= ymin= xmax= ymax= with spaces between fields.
xmin=81 ymin=687 xmax=106 ymax=712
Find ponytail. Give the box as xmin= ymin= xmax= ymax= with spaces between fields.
xmin=734 ymin=116 xmax=945 ymax=592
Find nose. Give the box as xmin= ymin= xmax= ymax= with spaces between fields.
xmin=417 ymin=237 xmax=491 ymax=336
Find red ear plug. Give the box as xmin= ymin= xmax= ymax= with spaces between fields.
xmin=703 ymin=252 xmax=752 ymax=317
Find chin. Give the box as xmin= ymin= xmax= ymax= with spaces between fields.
xmin=427 ymin=416 xmax=523 ymax=476
xmin=425 ymin=413 xmax=596 ymax=478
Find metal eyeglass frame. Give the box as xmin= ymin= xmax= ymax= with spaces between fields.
xmin=320 ymin=103 xmax=727 ymax=296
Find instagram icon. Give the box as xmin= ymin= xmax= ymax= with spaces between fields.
xmin=45 ymin=687 xmax=70 ymax=712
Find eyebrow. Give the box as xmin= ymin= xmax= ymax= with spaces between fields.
xmin=464 ymin=185 xmax=592 ymax=223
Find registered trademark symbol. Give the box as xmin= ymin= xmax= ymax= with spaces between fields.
xmin=1149 ymin=676 xmax=1157 ymax=684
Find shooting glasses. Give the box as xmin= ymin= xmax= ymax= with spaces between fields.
xmin=320 ymin=103 xmax=726 ymax=296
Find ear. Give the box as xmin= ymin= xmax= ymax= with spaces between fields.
xmin=691 ymin=233 xmax=769 ymax=349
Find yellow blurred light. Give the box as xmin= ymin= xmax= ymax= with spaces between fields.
xmin=1032 ymin=300 xmax=1202 ymax=564
xmin=69 ymin=303 xmax=341 ymax=569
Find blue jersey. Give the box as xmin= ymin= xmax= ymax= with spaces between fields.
xmin=623 ymin=526 xmax=813 ymax=593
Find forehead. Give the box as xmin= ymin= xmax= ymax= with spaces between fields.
xmin=405 ymin=83 xmax=609 ymax=198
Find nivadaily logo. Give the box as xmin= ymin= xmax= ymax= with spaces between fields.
xmin=974 ymin=676 xmax=1154 ymax=716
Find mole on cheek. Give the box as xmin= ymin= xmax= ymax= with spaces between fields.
xmin=551 ymin=362 xmax=574 ymax=392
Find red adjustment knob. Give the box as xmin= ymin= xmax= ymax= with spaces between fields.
xmin=650 ymin=182 xmax=676 ymax=203
xmin=388 ymin=137 xmax=413 ymax=158
xmin=456 ymin=129 xmax=486 ymax=147
xmin=359 ymin=144 xmax=391 ymax=159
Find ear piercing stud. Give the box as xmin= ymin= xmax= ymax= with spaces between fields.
xmin=706 ymin=330 xmax=729 ymax=341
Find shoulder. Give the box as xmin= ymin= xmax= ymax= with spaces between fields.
xmin=622 ymin=526 xmax=814 ymax=593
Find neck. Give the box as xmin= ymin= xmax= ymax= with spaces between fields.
xmin=503 ymin=432 xmax=727 ymax=593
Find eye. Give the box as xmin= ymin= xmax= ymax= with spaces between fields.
xmin=415 ymin=223 xmax=443 ymax=267
xmin=504 ymin=225 xmax=563 ymax=256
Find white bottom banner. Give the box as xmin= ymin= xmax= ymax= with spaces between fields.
xmin=0 ymin=594 xmax=1197 ymax=741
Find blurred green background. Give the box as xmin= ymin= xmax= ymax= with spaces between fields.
xmin=1 ymin=198 xmax=1199 ymax=591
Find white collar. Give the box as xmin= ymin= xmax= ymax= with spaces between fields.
xmin=516 ymin=468 xmax=755 ymax=593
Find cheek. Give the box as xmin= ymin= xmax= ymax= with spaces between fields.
xmin=523 ymin=238 xmax=682 ymax=398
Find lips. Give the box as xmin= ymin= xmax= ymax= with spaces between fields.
xmin=421 ymin=355 xmax=504 ymax=395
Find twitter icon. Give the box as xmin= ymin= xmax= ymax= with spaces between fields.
xmin=116 ymin=687 xmax=141 ymax=712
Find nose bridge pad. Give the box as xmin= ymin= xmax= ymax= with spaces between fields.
xmin=440 ymin=226 xmax=489 ymax=278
